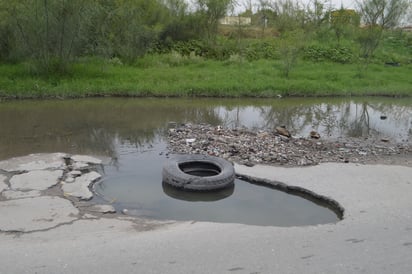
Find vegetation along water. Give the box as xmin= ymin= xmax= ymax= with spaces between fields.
xmin=0 ymin=0 xmax=411 ymax=99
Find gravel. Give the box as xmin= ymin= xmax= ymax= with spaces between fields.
xmin=166 ymin=123 xmax=412 ymax=167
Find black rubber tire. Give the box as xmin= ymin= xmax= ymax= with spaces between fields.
xmin=162 ymin=182 xmax=234 ymax=201
xmin=162 ymin=154 xmax=235 ymax=191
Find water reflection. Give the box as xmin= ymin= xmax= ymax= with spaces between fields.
xmin=93 ymin=143 xmax=340 ymax=226
xmin=220 ymin=99 xmax=411 ymax=142
xmin=162 ymin=182 xmax=235 ymax=202
xmin=0 ymin=97 xmax=411 ymax=160
xmin=2 ymin=97 xmax=410 ymax=226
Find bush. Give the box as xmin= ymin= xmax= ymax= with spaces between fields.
xmin=172 ymin=40 xmax=206 ymax=56
xmin=171 ymin=39 xmax=236 ymax=60
xmin=303 ymin=45 xmax=354 ymax=64
xmin=244 ymin=40 xmax=280 ymax=61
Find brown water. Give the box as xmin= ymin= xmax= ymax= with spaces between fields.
xmin=1 ymin=97 xmax=411 ymax=226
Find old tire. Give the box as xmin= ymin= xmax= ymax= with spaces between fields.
xmin=162 ymin=182 xmax=234 ymax=201
xmin=162 ymin=154 xmax=235 ymax=191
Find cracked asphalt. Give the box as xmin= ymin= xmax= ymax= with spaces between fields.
xmin=1 ymin=154 xmax=412 ymax=273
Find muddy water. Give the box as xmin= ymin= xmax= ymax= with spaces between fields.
xmin=1 ymin=97 xmax=411 ymax=226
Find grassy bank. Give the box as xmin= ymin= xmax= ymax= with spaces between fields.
xmin=1 ymin=58 xmax=411 ymax=99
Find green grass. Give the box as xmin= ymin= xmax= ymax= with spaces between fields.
xmin=0 ymin=57 xmax=411 ymax=99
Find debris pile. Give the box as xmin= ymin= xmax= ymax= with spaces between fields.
xmin=167 ymin=123 xmax=411 ymax=167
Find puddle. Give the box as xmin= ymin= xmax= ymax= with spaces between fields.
xmin=93 ymin=141 xmax=340 ymax=227
xmin=1 ymin=97 xmax=410 ymax=226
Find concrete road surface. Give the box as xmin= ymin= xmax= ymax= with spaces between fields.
xmin=1 ymin=160 xmax=412 ymax=274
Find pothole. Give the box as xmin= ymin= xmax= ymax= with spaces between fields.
xmin=93 ymin=147 xmax=343 ymax=227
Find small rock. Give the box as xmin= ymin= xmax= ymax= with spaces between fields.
xmin=89 ymin=204 xmax=116 ymax=214
xmin=381 ymin=138 xmax=390 ymax=143
xmin=165 ymin=123 xmax=409 ymax=167
xmin=310 ymin=131 xmax=320 ymax=139
xmin=275 ymin=127 xmax=291 ymax=138
xmin=185 ymin=138 xmax=196 ymax=145
xmin=380 ymin=115 xmax=387 ymax=120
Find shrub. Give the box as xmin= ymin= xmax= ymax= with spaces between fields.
xmin=244 ymin=41 xmax=280 ymax=61
xmin=303 ymin=45 xmax=354 ymax=64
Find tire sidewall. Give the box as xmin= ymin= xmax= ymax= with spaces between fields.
xmin=162 ymin=154 xmax=235 ymax=191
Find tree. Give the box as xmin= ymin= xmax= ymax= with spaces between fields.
xmin=357 ymin=0 xmax=410 ymax=28
xmin=306 ymin=0 xmax=328 ymax=27
xmin=194 ymin=0 xmax=237 ymax=43
xmin=268 ymin=0 xmax=307 ymax=33
xmin=330 ymin=7 xmax=360 ymax=45
xmin=159 ymin=0 xmax=201 ymax=44
xmin=1 ymin=0 xmax=91 ymax=74
xmin=0 ymin=1 xmax=13 ymax=61
xmin=278 ymin=30 xmax=305 ymax=78
xmin=102 ymin=0 xmax=168 ymax=62
xmin=355 ymin=0 xmax=410 ymax=71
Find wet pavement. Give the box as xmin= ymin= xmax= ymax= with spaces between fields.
xmin=1 ymin=153 xmax=412 ymax=273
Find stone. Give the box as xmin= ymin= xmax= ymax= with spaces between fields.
xmin=2 ymin=190 xmax=42 ymax=199
xmin=62 ymin=171 xmax=102 ymax=200
xmin=0 ymin=196 xmax=79 ymax=232
xmin=89 ymin=204 xmax=116 ymax=214
xmin=185 ymin=138 xmax=196 ymax=145
xmin=275 ymin=126 xmax=291 ymax=138
xmin=167 ymin=123 xmax=411 ymax=167
xmin=10 ymin=170 xmax=63 ymax=191
xmin=0 ymin=153 xmax=66 ymax=172
xmin=71 ymin=155 xmax=102 ymax=165
xmin=310 ymin=131 xmax=321 ymax=139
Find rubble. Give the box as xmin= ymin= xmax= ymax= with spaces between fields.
xmin=166 ymin=124 xmax=411 ymax=167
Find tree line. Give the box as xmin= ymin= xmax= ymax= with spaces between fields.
xmin=0 ymin=0 xmax=410 ymax=75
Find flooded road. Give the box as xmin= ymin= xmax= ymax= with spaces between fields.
xmin=1 ymin=97 xmax=410 ymax=160
xmin=0 ymin=97 xmax=410 ymax=226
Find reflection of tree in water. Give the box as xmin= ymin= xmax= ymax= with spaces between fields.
xmin=0 ymin=99 xmax=224 ymax=160
xmin=346 ymin=102 xmax=371 ymax=138
xmin=253 ymin=99 xmax=412 ymax=140
xmin=255 ymin=103 xmax=339 ymax=136
xmin=0 ymin=98 xmax=411 ymax=160
xmin=180 ymin=107 xmax=223 ymax=126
